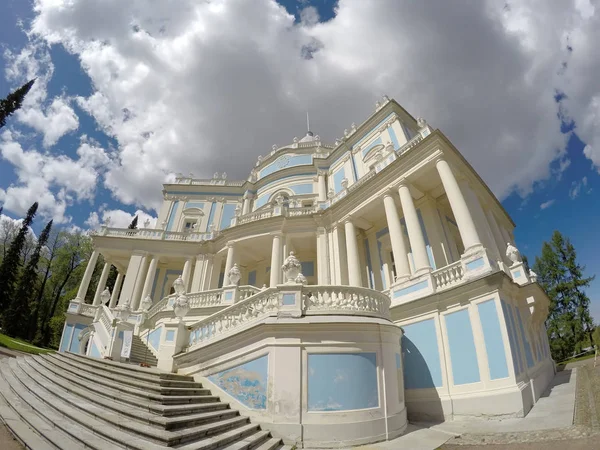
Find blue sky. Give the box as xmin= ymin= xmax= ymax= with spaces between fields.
xmin=1 ymin=1 xmax=600 ymax=319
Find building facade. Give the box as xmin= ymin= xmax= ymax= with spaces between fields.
xmin=61 ymin=97 xmax=554 ymax=448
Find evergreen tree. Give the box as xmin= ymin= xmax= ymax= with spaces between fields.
xmin=533 ymin=230 xmax=595 ymax=361
xmin=3 ymin=220 xmax=52 ymax=337
xmin=128 ymin=215 xmax=138 ymax=229
xmin=0 ymin=202 xmax=38 ymax=312
xmin=0 ymin=79 xmax=35 ymax=129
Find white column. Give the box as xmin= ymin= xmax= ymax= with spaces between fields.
xmin=191 ymin=255 xmax=207 ymax=292
xmin=140 ymin=256 xmax=159 ymax=303
xmin=242 ymin=195 xmax=251 ymax=215
xmin=344 ymin=220 xmax=362 ymax=287
xmin=182 ymin=257 xmax=193 ymax=292
xmin=75 ymin=250 xmax=99 ymax=302
xmin=223 ymin=242 xmax=236 ymax=286
xmin=436 ymin=158 xmax=481 ymax=253
xmin=269 ymin=234 xmax=282 ymax=287
xmin=131 ymin=255 xmax=148 ymax=311
xmin=109 ymin=273 xmax=123 ymax=308
xmin=316 ymin=227 xmax=330 ymax=285
xmin=398 ymin=182 xmax=431 ymax=273
xmin=201 ymin=255 xmax=214 ymax=291
xmin=209 ymin=253 xmax=223 ymax=289
xmin=383 ymin=192 xmax=411 ymax=281
xmin=486 ymin=209 xmax=511 ymax=264
xmin=93 ymin=262 xmax=111 ymax=305
xmin=317 ymin=171 xmax=327 ymax=201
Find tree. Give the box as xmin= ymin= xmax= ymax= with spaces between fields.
xmin=0 ymin=79 xmax=35 ymax=129
xmin=533 ymin=231 xmax=595 ymax=361
xmin=35 ymin=231 xmax=90 ymax=347
xmin=28 ymin=229 xmax=62 ymax=341
xmin=128 ymin=215 xmax=138 ymax=229
xmin=0 ymin=202 xmax=38 ymax=312
xmin=3 ymin=220 xmax=52 ymax=337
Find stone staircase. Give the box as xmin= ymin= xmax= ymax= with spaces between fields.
xmin=129 ymin=334 xmax=159 ymax=366
xmin=0 ymin=352 xmax=291 ymax=450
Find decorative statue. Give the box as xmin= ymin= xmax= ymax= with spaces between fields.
xmin=529 ymin=270 xmax=538 ymax=282
xmin=161 ymin=220 xmax=167 ymax=230
xmin=417 ymin=117 xmax=427 ymax=129
xmin=234 ymin=204 xmax=242 ymax=217
xmin=222 ymin=172 xmax=227 ymax=179
xmin=315 ymin=135 xmax=320 ymax=143
xmin=341 ymin=178 xmax=349 ymax=189
xmin=375 ymin=101 xmax=381 ymax=109
xmin=261 ymin=284 xmax=267 ymax=290
xmin=173 ymin=294 xmax=190 ymax=321
xmin=213 ymin=172 xmax=219 ymax=179
xmin=228 ymin=263 xmax=241 ymax=286
xmin=282 ymin=251 xmax=302 ymax=283
xmin=143 ymin=218 xmax=150 ymax=228
xmin=382 ymin=95 xmax=390 ymax=103
xmin=351 ymin=123 xmax=357 ymax=133
xmin=506 ymin=243 xmax=522 ymax=266
xmin=103 ymin=216 xmax=112 ymax=227
xmin=141 ymin=295 xmax=153 ymax=312
xmin=114 ymin=298 xmax=131 ymax=322
xmin=327 ymin=188 xmax=335 ymax=199
xmin=385 ymin=141 xmax=394 ymax=153
xmin=275 ymin=194 xmax=284 ymax=206
xmin=295 ymin=273 xmax=307 ymax=285
xmin=173 ymin=276 xmax=186 ymax=296
xmin=293 ymin=136 xmax=298 ymax=144
xmin=344 ymin=129 xmax=349 ymax=137
xmin=272 ymin=144 xmax=277 ymax=150
xmin=335 ymin=138 xmax=341 ymax=146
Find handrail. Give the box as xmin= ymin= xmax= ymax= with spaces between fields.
xmin=431 ymin=260 xmax=464 ymax=291
xmin=186 ymin=285 xmax=391 ymax=351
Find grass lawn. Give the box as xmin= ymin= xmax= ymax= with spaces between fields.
xmin=559 ymin=352 xmax=596 ymax=366
xmin=0 ymin=333 xmax=54 ymax=354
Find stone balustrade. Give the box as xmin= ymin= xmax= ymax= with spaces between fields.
xmin=431 ymin=260 xmax=464 ymax=291
xmin=186 ymin=285 xmax=391 ymax=351
xmin=79 ymin=304 xmax=98 ymax=318
xmin=92 ymin=227 xmax=217 ymax=242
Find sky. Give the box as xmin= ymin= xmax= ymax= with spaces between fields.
xmin=1 ymin=0 xmax=600 ymax=318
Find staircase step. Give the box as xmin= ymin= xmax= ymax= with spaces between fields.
xmin=178 ymin=423 xmax=262 ymax=450
xmin=64 ymin=351 xmax=189 ymax=380
xmin=59 ymin=352 xmax=195 ymax=387
xmin=34 ymin=355 xmax=207 ymax=415
xmin=22 ymin=357 xmax=238 ymax=430
xmin=0 ymin=358 xmax=136 ymax=449
xmin=222 ymin=429 xmax=271 ymax=449
xmin=0 ymin=361 xmax=81 ymax=449
xmin=253 ymin=438 xmax=289 ymax=450
xmin=7 ymin=357 xmax=166 ymax=448
xmin=47 ymin=354 xmax=213 ymax=399
xmin=55 ymin=353 xmax=205 ymax=394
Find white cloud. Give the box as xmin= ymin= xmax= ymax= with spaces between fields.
xmin=569 ymin=176 xmax=588 ymax=199
xmin=0 ymin=0 xmax=597 ymax=221
xmin=0 ymin=130 xmax=110 ymax=223
xmin=85 ymin=208 xmax=157 ymax=230
xmin=540 ymin=199 xmax=556 ymax=210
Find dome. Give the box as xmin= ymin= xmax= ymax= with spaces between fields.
xmin=298 ymin=131 xmax=315 ymax=143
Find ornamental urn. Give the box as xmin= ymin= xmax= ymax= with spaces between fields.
xmin=173 ymin=294 xmax=190 ymax=321
xmin=228 ymin=263 xmax=241 ymax=286
xmin=282 ymin=251 xmax=302 ymax=283
xmin=173 ymin=276 xmax=186 ymax=295
xmin=141 ymin=295 xmax=153 ymax=312
xmin=295 ymin=273 xmax=307 ymax=285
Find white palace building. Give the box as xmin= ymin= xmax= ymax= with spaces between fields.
xmin=0 ymin=97 xmax=554 ymax=449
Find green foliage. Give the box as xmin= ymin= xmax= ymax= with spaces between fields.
xmin=0 ymin=202 xmax=38 ymax=311
xmin=534 ymin=230 xmax=595 ymax=362
xmin=3 ymin=220 xmax=52 ymax=338
xmin=128 ymin=215 xmax=138 ymax=229
xmin=0 ymin=79 xmax=35 ymax=129
xmin=0 ymin=332 xmax=53 ymax=354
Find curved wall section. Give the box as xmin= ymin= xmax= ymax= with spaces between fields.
xmin=174 ymin=316 xmax=407 ymax=448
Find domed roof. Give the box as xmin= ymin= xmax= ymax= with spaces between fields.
xmin=298 ymin=131 xmax=315 ymax=143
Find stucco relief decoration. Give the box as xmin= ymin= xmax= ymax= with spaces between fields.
xmin=228 ymin=263 xmax=241 ymax=286
xmin=276 ymin=155 xmax=290 ymax=169
xmin=506 ymin=243 xmax=522 ymax=266
xmin=282 ymin=252 xmax=302 ymax=283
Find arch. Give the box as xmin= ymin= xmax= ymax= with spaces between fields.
xmin=76 ymin=326 xmax=93 ymax=355
xmin=267 ymin=188 xmax=294 ymax=206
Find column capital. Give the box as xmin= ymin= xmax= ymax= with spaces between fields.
xmin=397 ymin=177 xmax=408 ymax=189
xmin=382 ymin=188 xmax=396 ymax=199
xmin=226 ymin=240 xmax=236 ymax=248
xmin=270 ymin=231 xmax=283 ymax=238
